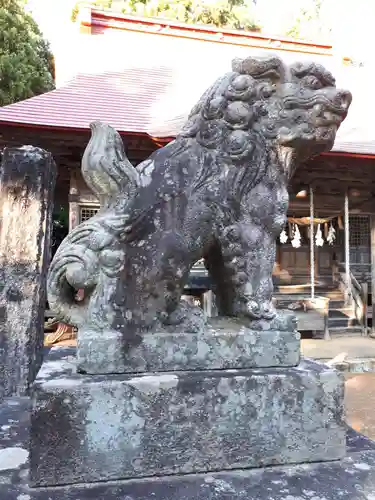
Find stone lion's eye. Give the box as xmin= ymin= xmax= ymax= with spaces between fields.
xmin=304 ymin=76 xmax=322 ymax=89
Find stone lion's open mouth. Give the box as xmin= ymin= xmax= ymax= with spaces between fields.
xmin=314 ymin=112 xmax=343 ymax=127
xmin=277 ymin=123 xmax=338 ymax=147
xmin=315 ymin=124 xmax=338 ymax=141
xmin=283 ymin=93 xmax=351 ymax=118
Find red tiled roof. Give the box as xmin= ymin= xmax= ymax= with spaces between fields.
xmin=0 ymin=22 xmax=334 ymax=131
xmin=0 ymin=8 xmax=372 ymax=156
xmin=0 ymin=68 xmax=174 ymax=135
xmin=0 ymin=7 xmax=334 ymax=135
xmin=0 ymin=61 xmax=371 ymax=156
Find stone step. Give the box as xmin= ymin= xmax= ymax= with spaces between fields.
xmin=328 ymin=317 xmax=358 ymax=328
xmin=327 ymin=325 xmax=364 ymax=336
xmin=328 ymin=312 xmax=357 ymax=325
xmin=329 ymin=300 xmax=347 ymax=309
xmin=275 ymin=291 xmax=345 ymax=302
xmin=275 ymin=284 xmax=338 ymax=291
xmin=313 ymin=328 xmax=364 ymax=340
xmin=274 ymin=291 xmax=344 ymax=299
xmin=322 ymin=291 xmax=346 ymax=300
xmin=329 ymin=307 xmax=355 ymax=318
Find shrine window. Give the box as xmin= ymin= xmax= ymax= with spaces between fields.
xmin=79 ymin=206 xmax=100 ymax=223
xmin=349 ymin=215 xmax=370 ymax=264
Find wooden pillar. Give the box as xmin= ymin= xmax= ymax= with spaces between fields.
xmin=323 ymin=298 xmax=331 ymax=341
xmin=361 ymin=280 xmax=368 ymax=336
xmin=202 ymin=290 xmax=218 ymax=318
xmin=370 ymin=215 xmax=375 ymax=334
xmin=344 ymin=192 xmax=351 ymax=304
xmin=53 ymin=168 xmax=81 ymax=340
xmin=309 ymin=186 xmax=315 ymax=299
xmin=69 ymin=169 xmax=80 ymax=232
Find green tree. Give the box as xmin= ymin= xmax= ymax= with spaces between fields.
xmin=286 ymin=0 xmax=331 ymax=40
xmin=0 ymin=0 xmax=55 ymax=106
xmin=72 ymin=0 xmax=261 ymax=31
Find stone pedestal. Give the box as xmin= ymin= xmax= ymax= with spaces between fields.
xmin=0 ymin=395 xmax=373 ymax=499
xmin=77 ymin=317 xmax=301 ymax=374
xmin=0 ymin=147 xmax=56 ymax=401
xmin=30 ymin=324 xmax=346 ymax=487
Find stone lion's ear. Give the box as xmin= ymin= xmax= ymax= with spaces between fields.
xmin=290 ymin=61 xmax=336 ymax=87
xmin=232 ymin=57 xmax=244 ymax=73
xmin=231 ymin=56 xmax=285 ymax=83
xmin=289 ymin=61 xmax=314 ymax=78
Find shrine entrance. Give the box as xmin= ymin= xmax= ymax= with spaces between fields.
xmin=280 ymin=245 xmax=311 ymax=276
xmin=276 ymin=245 xmax=313 ymax=284
xmin=274 ymin=214 xmax=339 ymax=288
xmin=275 ymin=214 xmax=372 ymax=287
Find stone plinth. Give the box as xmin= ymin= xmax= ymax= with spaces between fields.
xmin=0 ymin=146 xmax=56 ymax=401
xmin=30 ymin=346 xmax=345 ymax=487
xmin=77 ymin=317 xmax=301 ymax=374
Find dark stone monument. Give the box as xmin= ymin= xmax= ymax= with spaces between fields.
xmin=30 ymin=55 xmax=355 ymax=495
xmin=0 ymin=146 xmax=56 ymax=401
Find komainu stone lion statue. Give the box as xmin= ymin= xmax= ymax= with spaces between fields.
xmin=47 ymin=55 xmax=351 ymax=339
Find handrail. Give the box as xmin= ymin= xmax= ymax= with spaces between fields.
xmin=335 ymin=261 xmax=368 ymax=335
xmin=351 ymin=272 xmax=362 ymax=294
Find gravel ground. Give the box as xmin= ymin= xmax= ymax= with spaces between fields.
xmin=345 ymin=373 xmax=375 ymax=440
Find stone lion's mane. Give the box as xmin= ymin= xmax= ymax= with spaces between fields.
xmin=172 ymin=56 xmax=338 ymax=201
xmin=175 ymin=56 xmax=287 ymax=198
xmin=180 ymin=56 xmax=285 ymax=149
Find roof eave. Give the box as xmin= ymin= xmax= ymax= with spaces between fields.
xmin=0 ymin=120 xmax=174 ymax=144
xmin=80 ymin=7 xmax=333 ymax=57
xmin=0 ymin=121 xmax=373 ymax=158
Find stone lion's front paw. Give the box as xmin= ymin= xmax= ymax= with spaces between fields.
xmin=235 ymin=298 xmax=277 ymax=321
xmin=259 ymin=302 xmax=277 ymax=320
xmin=250 ymin=310 xmax=298 ymax=332
xmin=160 ymin=301 xmax=207 ymax=333
xmin=234 ymin=299 xmax=262 ymax=320
xmin=245 ymin=299 xmax=264 ymax=319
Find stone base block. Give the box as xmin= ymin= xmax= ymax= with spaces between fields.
xmin=30 ymin=347 xmax=345 ymax=487
xmin=77 ymin=317 xmax=300 ymax=374
xmin=26 ymin=452 xmax=375 ymax=499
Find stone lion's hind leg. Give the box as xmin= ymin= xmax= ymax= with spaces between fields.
xmin=154 ymin=231 xmax=194 ymax=325
xmin=204 ymin=239 xmax=238 ymax=316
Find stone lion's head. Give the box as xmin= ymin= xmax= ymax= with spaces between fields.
xmin=179 ymin=55 xmax=351 ymax=173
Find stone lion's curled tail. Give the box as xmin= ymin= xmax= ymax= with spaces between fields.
xmin=47 ymin=122 xmax=138 ymax=327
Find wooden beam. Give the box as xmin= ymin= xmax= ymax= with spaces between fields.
xmin=371 ymin=215 xmax=375 ymax=335
xmin=344 ymin=192 xmax=350 ymax=305
xmin=309 ymin=186 xmax=315 ymax=299
xmin=69 ymin=171 xmax=80 ymax=232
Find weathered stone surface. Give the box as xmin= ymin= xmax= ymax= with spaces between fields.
xmin=30 ymin=347 xmax=345 ymax=487
xmin=47 ymin=57 xmax=352 ymax=368
xmin=77 ymin=316 xmax=300 ymax=374
xmin=2 ymin=395 xmax=375 ymax=499
xmin=0 ymin=147 xmax=56 ymax=401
